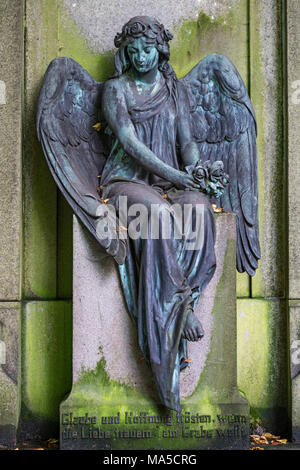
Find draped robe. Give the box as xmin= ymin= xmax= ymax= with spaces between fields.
xmin=100 ymin=74 xmax=217 ymax=412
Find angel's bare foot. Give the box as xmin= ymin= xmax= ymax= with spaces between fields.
xmin=182 ymin=312 xmax=204 ymax=342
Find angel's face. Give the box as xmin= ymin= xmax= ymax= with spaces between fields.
xmin=127 ymin=37 xmax=159 ymax=74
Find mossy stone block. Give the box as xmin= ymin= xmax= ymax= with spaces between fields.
xmin=237 ymin=298 xmax=288 ymax=435
xmin=20 ymin=300 xmax=72 ymax=440
xmin=0 ymin=303 xmax=20 ymax=448
xmin=290 ymin=303 xmax=300 ymax=442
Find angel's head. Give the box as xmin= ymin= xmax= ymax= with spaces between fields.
xmin=113 ymin=16 xmax=174 ymax=78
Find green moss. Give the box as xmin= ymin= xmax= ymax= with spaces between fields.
xmin=170 ymin=12 xmax=227 ymax=78
xmin=23 ymin=0 xmax=60 ymax=299
xmin=22 ymin=155 xmax=58 ymax=299
xmin=237 ymin=298 xmax=288 ymax=434
xmin=237 ymin=273 xmax=251 ymax=298
xmin=66 ymin=358 xmax=154 ymax=407
xmin=21 ymin=301 xmax=72 ymax=423
xmin=170 ymin=4 xmax=248 ymax=84
xmin=58 ymin=2 xmax=114 ymax=81
xmin=237 ymin=300 xmax=271 ymax=401
xmin=61 ymin=356 xmax=245 ymax=450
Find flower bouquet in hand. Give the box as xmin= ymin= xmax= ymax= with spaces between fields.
xmin=185 ymin=160 xmax=230 ymax=199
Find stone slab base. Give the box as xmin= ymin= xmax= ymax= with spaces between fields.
xmin=60 ymin=400 xmax=249 ymax=450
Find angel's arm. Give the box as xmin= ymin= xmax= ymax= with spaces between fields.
xmin=176 ymin=81 xmax=201 ymax=167
xmin=102 ymin=79 xmax=199 ymax=190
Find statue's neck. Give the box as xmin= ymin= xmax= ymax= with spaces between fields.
xmin=130 ymin=66 xmax=160 ymax=85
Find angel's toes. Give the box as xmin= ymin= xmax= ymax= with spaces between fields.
xmin=196 ymin=324 xmax=204 ymax=339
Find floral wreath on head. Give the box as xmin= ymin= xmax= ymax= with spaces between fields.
xmin=114 ymin=18 xmax=173 ymax=48
xmin=113 ymin=16 xmax=176 ymax=78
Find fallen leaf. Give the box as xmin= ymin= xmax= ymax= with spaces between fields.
xmin=162 ymin=194 xmax=167 ymax=199
xmin=212 ymin=204 xmax=223 ymax=213
xmin=92 ymin=122 xmax=101 ymax=131
xmin=100 ymin=198 xmax=110 ymax=204
xmin=264 ymin=432 xmax=280 ymax=440
xmin=118 ymin=226 xmax=128 ymax=231
xmin=250 ymin=434 xmax=269 ymax=445
xmin=97 ymin=174 xmax=102 ymax=178
xmin=272 ymin=438 xmax=287 ymax=445
xmin=251 ymin=447 xmax=264 ymax=451
xmin=258 ymin=435 xmax=269 ymax=445
xmin=185 ymin=358 xmax=191 ymax=363
xmin=47 ymin=438 xmax=59 ymax=447
xmin=277 ymin=439 xmax=287 ymax=444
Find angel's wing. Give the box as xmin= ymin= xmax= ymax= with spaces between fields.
xmin=37 ymin=57 xmax=126 ymax=264
xmin=181 ymin=53 xmax=261 ymax=276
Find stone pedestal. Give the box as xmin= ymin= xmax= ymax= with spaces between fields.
xmin=60 ymin=214 xmax=249 ymax=450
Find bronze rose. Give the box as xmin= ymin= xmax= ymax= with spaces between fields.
xmin=186 ymin=160 xmax=229 ymax=198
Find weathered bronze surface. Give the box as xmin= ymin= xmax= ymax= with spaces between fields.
xmin=37 ymin=16 xmax=260 ymax=412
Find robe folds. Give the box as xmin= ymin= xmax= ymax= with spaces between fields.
xmin=100 ymin=75 xmax=217 ymax=412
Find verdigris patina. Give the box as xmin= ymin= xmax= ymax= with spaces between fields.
xmin=37 ymin=16 xmax=259 ymax=413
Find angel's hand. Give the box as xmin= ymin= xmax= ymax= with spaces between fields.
xmin=174 ymin=172 xmax=201 ymax=191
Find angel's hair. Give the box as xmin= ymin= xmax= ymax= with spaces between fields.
xmin=113 ymin=16 xmax=176 ymax=79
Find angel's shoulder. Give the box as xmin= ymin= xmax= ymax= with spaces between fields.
xmin=103 ymin=77 xmax=122 ymax=91
xmin=102 ymin=77 xmax=126 ymax=100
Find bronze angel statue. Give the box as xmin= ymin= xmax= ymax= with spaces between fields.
xmin=37 ymin=16 xmax=260 ymax=412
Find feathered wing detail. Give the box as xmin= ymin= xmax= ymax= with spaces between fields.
xmin=37 ymin=57 xmax=126 ymax=264
xmin=181 ymin=53 xmax=260 ymax=276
